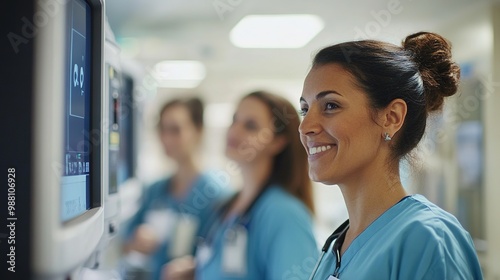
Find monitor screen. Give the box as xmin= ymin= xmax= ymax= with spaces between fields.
xmin=61 ymin=0 xmax=92 ymax=222
xmin=117 ymin=75 xmax=135 ymax=184
xmin=108 ymin=64 xmax=120 ymax=194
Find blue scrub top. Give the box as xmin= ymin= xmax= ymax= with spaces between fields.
xmin=124 ymin=172 xmax=230 ymax=280
xmin=196 ymin=185 xmax=319 ymax=280
xmin=311 ymin=195 xmax=483 ymax=280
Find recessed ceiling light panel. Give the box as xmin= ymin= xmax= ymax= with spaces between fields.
xmin=230 ymin=14 xmax=324 ymax=48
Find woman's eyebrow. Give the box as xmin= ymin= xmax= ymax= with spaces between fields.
xmin=300 ymin=90 xmax=342 ymax=103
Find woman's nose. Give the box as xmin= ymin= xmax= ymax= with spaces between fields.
xmin=298 ymin=109 xmax=321 ymax=136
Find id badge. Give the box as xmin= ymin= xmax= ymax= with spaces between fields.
xmin=222 ymin=225 xmax=248 ymax=276
xmin=168 ymin=214 xmax=200 ymax=258
xmin=144 ymin=208 xmax=178 ymax=243
xmin=196 ymin=241 xmax=213 ymax=268
xmin=327 ymin=276 xmax=339 ymax=280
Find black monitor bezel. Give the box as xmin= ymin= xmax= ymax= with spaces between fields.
xmin=88 ymin=0 xmax=102 ymax=210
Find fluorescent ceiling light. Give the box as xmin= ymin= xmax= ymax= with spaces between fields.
xmin=154 ymin=60 xmax=206 ymax=88
xmin=230 ymin=14 xmax=324 ymax=48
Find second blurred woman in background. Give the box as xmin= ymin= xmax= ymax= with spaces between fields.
xmin=164 ymin=91 xmax=318 ymax=280
xmin=123 ymin=97 xmax=228 ymax=280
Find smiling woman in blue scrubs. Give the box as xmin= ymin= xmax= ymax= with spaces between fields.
xmin=163 ymin=91 xmax=318 ymax=280
xmin=299 ymin=32 xmax=483 ymax=279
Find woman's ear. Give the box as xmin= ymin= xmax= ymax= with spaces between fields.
xmin=380 ymin=98 xmax=407 ymax=138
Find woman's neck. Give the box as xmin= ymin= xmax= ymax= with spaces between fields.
xmin=338 ymin=161 xmax=407 ymax=254
xmin=171 ymin=156 xmax=200 ymax=198
xmin=226 ymin=158 xmax=273 ymax=219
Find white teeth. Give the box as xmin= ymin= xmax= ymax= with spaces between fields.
xmin=309 ymin=145 xmax=333 ymax=155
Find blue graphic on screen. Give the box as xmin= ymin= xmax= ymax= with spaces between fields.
xmin=61 ymin=0 xmax=91 ymax=222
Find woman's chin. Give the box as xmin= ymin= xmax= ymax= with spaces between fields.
xmin=164 ymin=149 xmax=185 ymax=161
xmin=309 ymin=169 xmax=338 ymax=185
xmin=308 ymin=170 xmax=323 ymax=182
xmin=225 ymin=149 xmax=242 ymax=163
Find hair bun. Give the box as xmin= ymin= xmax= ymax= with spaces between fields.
xmin=403 ymin=32 xmax=460 ymax=112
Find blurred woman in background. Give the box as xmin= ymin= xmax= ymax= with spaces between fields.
xmin=164 ymin=91 xmax=318 ymax=280
xmin=123 ymin=97 xmax=228 ymax=280
xmin=300 ymin=32 xmax=483 ymax=279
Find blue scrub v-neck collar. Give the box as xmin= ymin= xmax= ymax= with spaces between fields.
xmin=337 ymin=195 xmax=413 ymax=272
xmin=165 ymin=173 xmax=204 ymax=203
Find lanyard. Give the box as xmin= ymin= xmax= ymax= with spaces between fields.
xmin=309 ymin=195 xmax=411 ymax=279
xmin=308 ymin=219 xmax=349 ymax=280
xmin=331 ymin=223 xmax=349 ymax=277
xmin=202 ymin=186 xmax=269 ymax=246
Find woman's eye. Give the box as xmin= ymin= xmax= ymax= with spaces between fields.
xmin=244 ymin=120 xmax=258 ymax=131
xmin=299 ymin=108 xmax=308 ymax=117
xmin=325 ymin=102 xmax=339 ymax=111
xmin=162 ymin=125 xmax=180 ymax=135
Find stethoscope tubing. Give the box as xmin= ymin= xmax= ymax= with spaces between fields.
xmin=308 ymin=250 xmax=326 ymax=280
xmin=308 ymin=219 xmax=350 ymax=280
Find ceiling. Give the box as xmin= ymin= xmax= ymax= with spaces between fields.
xmin=106 ymin=0 xmax=494 ymax=103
